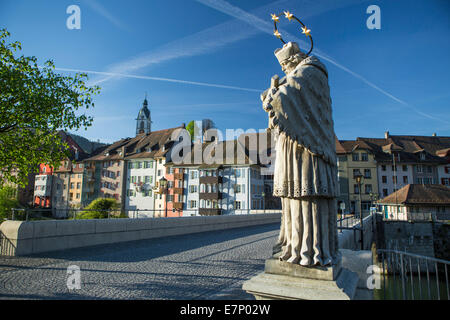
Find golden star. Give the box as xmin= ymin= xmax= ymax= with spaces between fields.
xmin=273 ymin=30 xmax=282 ymax=39
xmin=302 ymin=26 xmax=311 ymax=36
xmin=271 ymin=13 xmax=280 ymax=22
xmin=284 ymin=11 xmax=294 ymax=21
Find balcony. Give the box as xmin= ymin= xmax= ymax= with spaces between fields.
xmin=199 ymin=176 xmax=222 ymax=184
xmin=173 ymin=202 xmax=183 ymax=210
xmin=199 ymin=208 xmax=222 ymax=216
xmin=173 ymin=187 xmax=183 ymax=195
xmin=199 ymin=191 xmax=222 ymax=200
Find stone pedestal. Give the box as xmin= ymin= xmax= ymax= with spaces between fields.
xmin=242 ymin=257 xmax=359 ymax=300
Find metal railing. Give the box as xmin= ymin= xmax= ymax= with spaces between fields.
xmin=376 ymin=249 xmax=450 ymax=300
xmin=2 ymin=207 xmax=282 ymax=221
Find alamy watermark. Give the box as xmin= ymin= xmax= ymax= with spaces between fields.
xmin=66 ymin=265 xmax=81 ymax=290
xmin=66 ymin=5 xmax=81 ymax=30
xmin=366 ymin=5 xmax=381 ymax=30
xmin=169 ymin=121 xmax=276 ymax=175
xmin=366 ymin=264 xmax=381 ymax=290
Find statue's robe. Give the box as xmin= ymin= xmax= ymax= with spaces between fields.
xmin=264 ymin=55 xmax=339 ymax=266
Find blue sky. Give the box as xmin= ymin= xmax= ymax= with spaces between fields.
xmin=1 ymin=0 xmax=449 ymax=143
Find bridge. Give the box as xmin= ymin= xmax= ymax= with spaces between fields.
xmin=0 ymin=223 xmax=279 ymax=299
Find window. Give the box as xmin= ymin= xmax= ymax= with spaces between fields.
xmin=235 ymin=184 xmax=242 ymax=193
xmin=157 ymin=170 xmax=162 ymax=176
xmin=365 ymin=184 xmax=372 ymax=194
xmin=383 ymin=189 xmax=388 ymax=197
xmin=352 ymin=153 xmax=359 ymax=161
xmin=131 ymin=176 xmax=136 ymax=183
xmin=420 ymin=153 xmax=426 ymax=160
xmin=70 ymin=183 xmax=74 ymax=189
xmin=189 ymin=185 xmax=198 ymax=193
xmin=159 ymin=159 xmax=162 ymax=164
xmin=392 ymin=176 xmax=398 ymax=184
xmin=427 ymin=166 xmax=433 ymax=173
xmin=234 ymin=201 xmax=241 ymax=209
xmin=364 ymin=169 xmax=371 ymax=179
xmin=417 ymin=178 xmax=423 ymax=184
xmin=392 ymin=165 xmax=397 ymax=172
xmin=416 ymin=165 xmax=423 ymax=173
xmin=235 ymin=169 xmax=241 ymax=177
xmin=189 ymin=200 xmax=197 ymax=209
xmin=442 ymin=178 xmax=450 ymax=186
xmin=353 ymin=169 xmax=361 ymax=178
xmin=403 ymin=176 xmax=408 ymax=184
xmin=402 ymin=165 xmax=408 ymax=172
xmin=76 ymin=193 xmax=80 ymax=199
xmin=381 ymin=165 xmax=386 ymax=171
xmin=167 ymin=195 xmax=174 ymax=202
xmin=382 ymin=176 xmax=387 ymax=183
xmin=361 ymin=153 xmax=368 ymax=161
xmin=354 ymin=184 xmax=360 ymax=194
xmin=77 ymin=182 xmax=81 ymax=189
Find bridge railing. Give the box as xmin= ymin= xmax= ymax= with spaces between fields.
xmin=2 ymin=208 xmax=282 ymax=222
xmin=376 ymin=249 xmax=450 ymax=300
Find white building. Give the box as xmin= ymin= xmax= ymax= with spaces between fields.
xmin=176 ymin=165 xmax=266 ymax=216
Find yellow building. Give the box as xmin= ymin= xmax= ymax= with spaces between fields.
xmin=337 ymin=140 xmax=379 ymax=216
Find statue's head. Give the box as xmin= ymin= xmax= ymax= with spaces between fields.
xmin=274 ymin=42 xmax=306 ymax=74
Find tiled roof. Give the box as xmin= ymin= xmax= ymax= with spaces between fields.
xmin=83 ymin=126 xmax=184 ymax=162
xmin=336 ymin=134 xmax=450 ymax=164
xmin=377 ymin=184 xmax=450 ymax=205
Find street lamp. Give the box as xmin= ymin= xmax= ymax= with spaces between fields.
xmin=159 ymin=177 xmax=168 ymax=218
xmin=355 ymin=172 xmax=364 ymax=250
xmin=261 ymin=191 xmax=265 ymax=213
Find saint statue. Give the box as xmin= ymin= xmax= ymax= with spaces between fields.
xmin=261 ymin=13 xmax=339 ymax=267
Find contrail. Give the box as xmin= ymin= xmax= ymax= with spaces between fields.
xmin=80 ymin=0 xmax=130 ymax=31
xmin=195 ymin=0 xmax=449 ymax=125
xmin=87 ymin=0 xmax=364 ymax=86
xmin=50 ymin=67 xmax=262 ymax=93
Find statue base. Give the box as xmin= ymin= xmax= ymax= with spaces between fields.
xmin=242 ymin=256 xmax=359 ymax=300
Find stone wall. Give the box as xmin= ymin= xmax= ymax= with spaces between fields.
xmin=0 ymin=213 xmax=281 ymax=256
xmin=379 ymin=221 xmax=435 ymax=257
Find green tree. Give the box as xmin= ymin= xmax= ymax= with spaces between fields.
xmin=0 ymin=186 xmax=20 ymax=221
xmin=76 ymin=198 xmax=121 ymax=220
xmin=0 ymin=29 xmax=100 ymax=187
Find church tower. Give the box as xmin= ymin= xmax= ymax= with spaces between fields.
xmin=136 ymin=95 xmax=151 ymax=135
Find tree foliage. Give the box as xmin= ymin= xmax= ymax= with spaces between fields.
xmin=0 ymin=29 xmax=100 ymax=186
xmin=76 ymin=198 xmax=121 ymax=219
xmin=0 ymin=186 xmax=20 ymax=221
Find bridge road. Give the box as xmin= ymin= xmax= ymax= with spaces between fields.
xmin=0 ymin=223 xmax=279 ymax=300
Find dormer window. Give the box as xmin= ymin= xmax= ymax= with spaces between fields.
xmin=420 ymin=152 xmax=426 ymax=160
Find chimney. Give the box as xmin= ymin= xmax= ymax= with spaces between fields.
xmin=384 ymin=131 xmax=389 ymax=139
xmin=74 ymin=147 xmax=79 ymax=161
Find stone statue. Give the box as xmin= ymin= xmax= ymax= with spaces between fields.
xmin=261 ymin=41 xmax=339 ymax=267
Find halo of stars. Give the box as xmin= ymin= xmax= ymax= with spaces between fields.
xmin=271 ymin=11 xmax=314 ymax=56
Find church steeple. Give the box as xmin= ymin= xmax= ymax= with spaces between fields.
xmin=136 ymin=94 xmax=151 ymax=135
